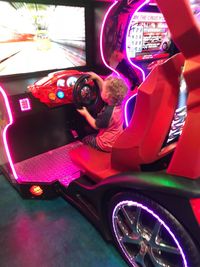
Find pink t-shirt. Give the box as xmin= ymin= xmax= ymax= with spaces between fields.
xmin=95 ymin=105 xmax=124 ymax=152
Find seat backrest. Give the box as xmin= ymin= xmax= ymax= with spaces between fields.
xmin=111 ymin=53 xmax=185 ymax=171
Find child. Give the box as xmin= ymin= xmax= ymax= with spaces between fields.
xmin=77 ymin=72 xmax=129 ymax=152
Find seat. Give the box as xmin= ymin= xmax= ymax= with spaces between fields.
xmin=111 ymin=53 xmax=184 ymax=171
xmin=70 ymin=53 xmax=184 ymax=182
xmin=167 ymin=54 xmax=200 ymax=179
xmin=69 ymin=145 xmax=120 ymax=182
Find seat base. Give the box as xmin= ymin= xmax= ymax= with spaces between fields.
xmin=70 ymin=144 xmax=120 ymax=182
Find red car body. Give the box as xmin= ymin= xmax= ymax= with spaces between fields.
xmin=28 ymin=70 xmax=84 ymax=107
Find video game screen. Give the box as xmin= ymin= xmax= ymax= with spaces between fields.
xmin=0 ymin=1 xmax=86 ymax=77
xmin=126 ymin=11 xmax=170 ymax=62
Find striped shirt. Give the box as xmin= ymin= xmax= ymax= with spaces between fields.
xmin=95 ymin=105 xmax=124 ymax=152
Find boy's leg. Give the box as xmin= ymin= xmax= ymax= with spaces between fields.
xmin=82 ymin=134 xmax=100 ymax=150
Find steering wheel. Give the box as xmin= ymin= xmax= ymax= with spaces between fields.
xmin=73 ymin=74 xmax=104 ymax=112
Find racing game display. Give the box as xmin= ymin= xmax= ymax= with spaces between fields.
xmin=127 ymin=11 xmax=170 ymax=61
xmin=0 ymin=2 xmax=86 ymax=76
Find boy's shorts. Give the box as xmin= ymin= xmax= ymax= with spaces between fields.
xmin=82 ymin=134 xmax=102 ymax=151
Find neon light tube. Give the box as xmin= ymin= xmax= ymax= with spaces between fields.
xmin=0 ymin=86 xmax=18 ymax=179
xmin=125 ymin=0 xmax=150 ymax=82
xmin=100 ymin=1 xmax=120 ymax=76
xmin=124 ymin=92 xmax=137 ymax=127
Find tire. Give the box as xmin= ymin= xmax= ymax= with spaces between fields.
xmin=108 ymin=192 xmax=200 ymax=267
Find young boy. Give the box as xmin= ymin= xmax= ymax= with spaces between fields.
xmin=77 ymin=72 xmax=129 ymax=152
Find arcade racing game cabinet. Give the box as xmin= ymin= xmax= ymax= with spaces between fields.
xmin=0 ymin=0 xmax=200 ymax=267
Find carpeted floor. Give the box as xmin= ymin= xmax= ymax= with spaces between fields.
xmin=0 ymin=174 xmax=127 ymax=267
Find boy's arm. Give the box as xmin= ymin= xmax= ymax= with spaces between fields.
xmin=77 ymin=107 xmax=99 ymax=130
xmin=87 ymin=72 xmax=104 ymax=90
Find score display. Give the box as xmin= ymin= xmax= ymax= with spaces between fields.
xmin=127 ymin=11 xmax=170 ymax=61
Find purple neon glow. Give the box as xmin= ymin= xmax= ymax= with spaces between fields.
xmin=100 ymin=1 xmax=120 ymax=76
xmin=19 ymin=98 xmax=31 ymax=111
xmin=125 ymin=0 xmax=150 ymax=82
xmin=124 ymin=92 xmax=137 ymax=127
xmin=0 ymin=86 xmax=18 ymax=179
xmin=112 ymin=200 xmax=188 ymax=267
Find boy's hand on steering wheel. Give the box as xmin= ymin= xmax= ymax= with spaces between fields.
xmin=86 ymin=72 xmax=99 ymax=81
xmin=77 ymin=106 xmax=89 ymax=117
xmin=86 ymin=72 xmax=104 ymax=89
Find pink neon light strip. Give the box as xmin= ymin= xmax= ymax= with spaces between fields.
xmin=124 ymin=92 xmax=137 ymax=127
xmin=0 ymin=86 xmax=18 ymax=179
xmin=100 ymin=1 xmax=120 ymax=76
xmin=124 ymin=0 xmax=150 ymax=127
xmin=125 ymin=0 xmax=150 ymax=82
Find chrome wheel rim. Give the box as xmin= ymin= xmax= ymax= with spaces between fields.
xmin=112 ymin=200 xmax=188 ymax=267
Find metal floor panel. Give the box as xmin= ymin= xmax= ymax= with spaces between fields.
xmin=14 ymin=141 xmax=83 ymax=186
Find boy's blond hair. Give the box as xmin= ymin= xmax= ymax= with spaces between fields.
xmin=105 ymin=76 xmax=129 ymax=105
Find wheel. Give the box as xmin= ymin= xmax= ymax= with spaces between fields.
xmin=108 ymin=192 xmax=200 ymax=267
xmin=73 ymin=74 xmax=104 ymax=112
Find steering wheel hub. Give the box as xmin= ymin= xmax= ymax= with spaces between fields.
xmin=73 ymin=74 xmax=104 ymax=112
